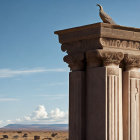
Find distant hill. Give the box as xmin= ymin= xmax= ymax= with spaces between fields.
xmin=1 ymin=124 xmax=68 ymax=131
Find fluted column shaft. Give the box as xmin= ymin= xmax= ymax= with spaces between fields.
xmin=86 ymin=50 xmax=123 ymax=140
xmin=55 ymin=22 xmax=140 ymax=140
xmin=123 ymin=54 xmax=140 ymax=140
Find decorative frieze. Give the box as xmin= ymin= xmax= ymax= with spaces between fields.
xmin=55 ymin=22 xmax=140 ymax=140
xmin=100 ymin=38 xmax=140 ymax=50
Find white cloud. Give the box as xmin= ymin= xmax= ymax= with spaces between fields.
xmin=0 ymin=98 xmax=19 ymax=102
xmin=0 ymin=68 xmax=67 ymax=78
xmin=24 ymin=105 xmax=68 ymax=124
xmin=0 ymin=105 xmax=68 ymax=127
xmin=30 ymin=105 xmax=48 ymax=120
xmin=0 ymin=120 xmax=3 ymax=124
xmin=6 ymin=120 xmax=13 ymax=124
xmin=19 ymin=105 xmax=67 ymax=124
xmin=0 ymin=120 xmax=14 ymax=127
xmin=16 ymin=118 xmax=22 ymax=122
xmin=50 ymin=108 xmax=68 ymax=119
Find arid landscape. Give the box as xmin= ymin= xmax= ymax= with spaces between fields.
xmin=0 ymin=130 xmax=68 ymax=140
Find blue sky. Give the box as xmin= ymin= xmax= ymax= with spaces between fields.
xmin=0 ymin=0 xmax=140 ymax=127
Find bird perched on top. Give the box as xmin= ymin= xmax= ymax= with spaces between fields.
xmin=96 ymin=4 xmax=116 ymax=24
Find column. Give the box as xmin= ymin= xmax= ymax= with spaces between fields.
xmin=86 ymin=50 xmax=123 ymax=140
xmin=123 ymin=54 xmax=140 ymax=140
xmin=64 ymin=53 xmax=86 ymax=140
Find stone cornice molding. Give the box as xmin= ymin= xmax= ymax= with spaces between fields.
xmin=55 ymin=23 xmax=140 ymax=71
xmin=63 ymin=53 xmax=85 ymax=71
xmin=55 ymin=23 xmax=140 ymax=44
xmin=124 ymin=54 xmax=140 ymax=71
xmin=86 ymin=50 xmax=124 ymax=68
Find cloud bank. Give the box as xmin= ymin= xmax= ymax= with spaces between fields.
xmin=0 ymin=105 xmax=68 ymax=127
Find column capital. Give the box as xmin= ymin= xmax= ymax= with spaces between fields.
xmin=86 ymin=50 xmax=124 ymax=68
xmin=124 ymin=54 xmax=140 ymax=71
xmin=63 ymin=53 xmax=85 ymax=71
xmin=61 ymin=41 xmax=82 ymax=55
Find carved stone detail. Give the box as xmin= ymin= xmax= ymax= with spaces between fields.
xmin=86 ymin=50 xmax=124 ymax=68
xmin=99 ymin=50 xmax=124 ymax=66
xmin=107 ymin=67 xmax=119 ymax=76
xmin=130 ymin=71 xmax=140 ymax=79
xmin=63 ymin=53 xmax=85 ymax=71
xmin=100 ymin=38 xmax=140 ymax=50
xmin=124 ymin=54 xmax=140 ymax=70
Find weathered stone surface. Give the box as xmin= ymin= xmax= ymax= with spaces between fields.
xmin=69 ymin=71 xmax=86 ymax=140
xmin=124 ymin=54 xmax=140 ymax=71
xmin=55 ymin=22 xmax=140 ymax=140
xmin=55 ymin=22 xmax=140 ymax=71
xmin=86 ymin=67 xmax=122 ymax=140
xmin=86 ymin=50 xmax=124 ymax=68
xmin=63 ymin=53 xmax=85 ymax=71
xmin=55 ymin=23 xmax=140 ymax=53
xmin=123 ymin=69 xmax=140 ymax=140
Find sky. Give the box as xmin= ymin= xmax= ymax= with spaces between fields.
xmin=0 ymin=0 xmax=140 ymax=127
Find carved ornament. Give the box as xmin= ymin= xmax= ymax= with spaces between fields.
xmin=86 ymin=50 xmax=124 ymax=68
xmin=99 ymin=50 xmax=124 ymax=66
xmin=63 ymin=53 xmax=85 ymax=71
xmin=107 ymin=67 xmax=119 ymax=76
xmin=100 ymin=38 xmax=140 ymax=50
xmin=124 ymin=54 xmax=140 ymax=70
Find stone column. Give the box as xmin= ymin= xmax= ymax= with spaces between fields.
xmin=123 ymin=54 xmax=140 ymax=140
xmin=64 ymin=53 xmax=86 ymax=140
xmin=55 ymin=22 xmax=140 ymax=140
xmin=86 ymin=50 xmax=123 ymax=140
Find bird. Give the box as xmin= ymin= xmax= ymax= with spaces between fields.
xmin=96 ymin=4 xmax=116 ymax=24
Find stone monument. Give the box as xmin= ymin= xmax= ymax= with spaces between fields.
xmin=55 ymin=22 xmax=140 ymax=140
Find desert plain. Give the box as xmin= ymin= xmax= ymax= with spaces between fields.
xmin=0 ymin=130 xmax=68 ymax=140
